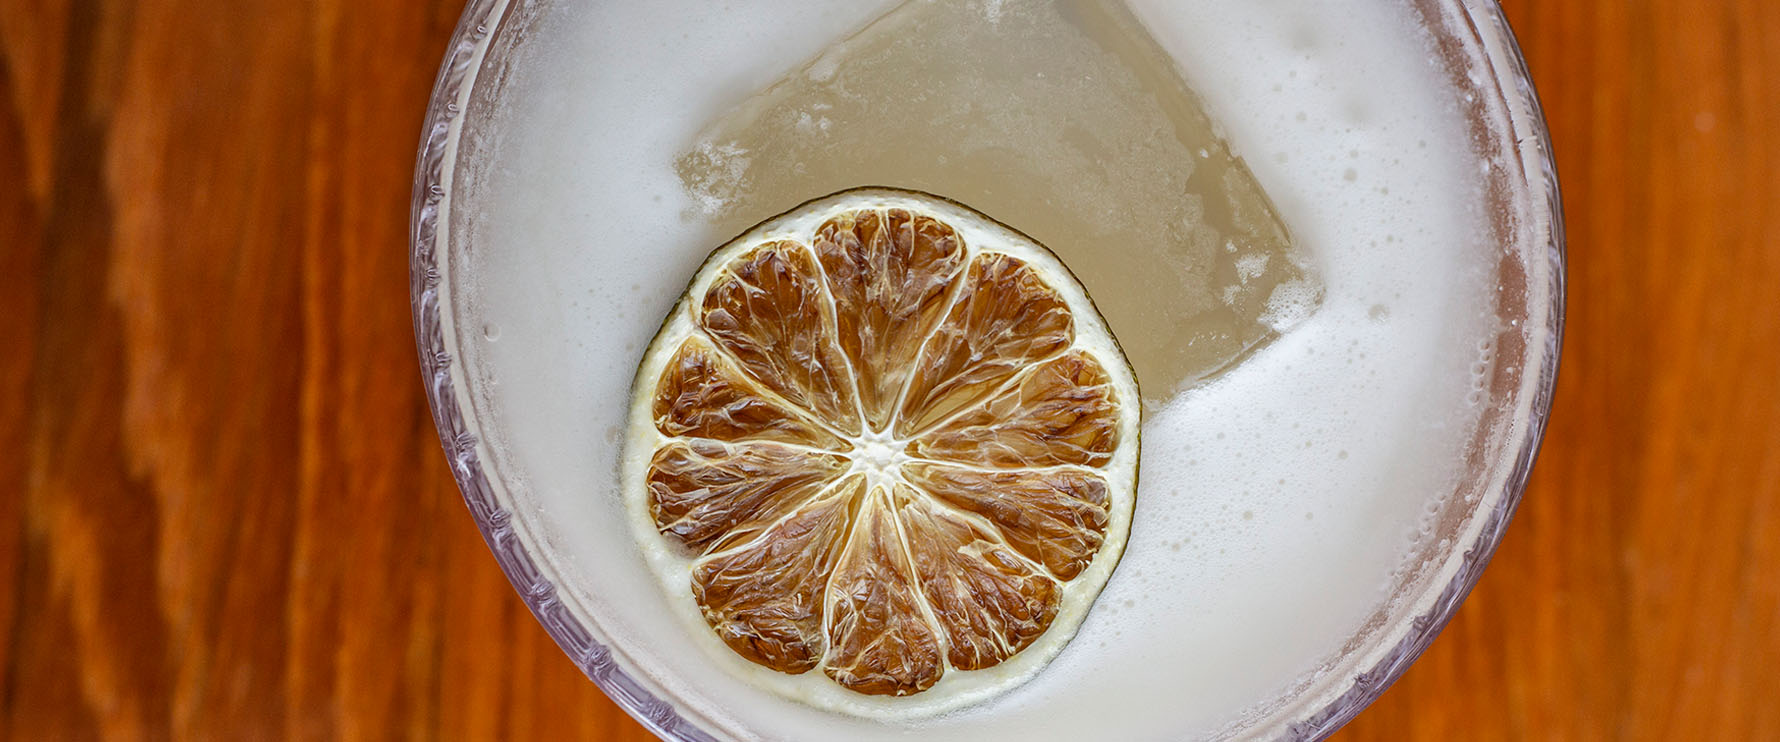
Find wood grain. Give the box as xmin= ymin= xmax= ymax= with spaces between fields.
xmin=1 ymin=0 xmax=1775 ymax=740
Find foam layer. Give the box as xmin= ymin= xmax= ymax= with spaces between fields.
xmin=444 ymin=0 xmax=1501 ymax=738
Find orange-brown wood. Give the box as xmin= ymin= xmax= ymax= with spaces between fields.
xmin=1 ymin=0 xmax=1775 ymax=739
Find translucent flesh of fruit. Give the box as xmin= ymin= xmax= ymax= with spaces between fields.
xmin=894 ymin=485 xmax=1060 ymax=671
xmin=652 ymin=339 xmax=848 ymax=450
xmin=648 ymin=440 xmax=850 ymax=549
xmin=901 ymin=462 xmax=1109 ymax=581
xmin=699 ymin=241 xmax=862 ymax=434
xmin=823 ymin=485 xmax=947 ymax=694
xmin=895 ymin=254 xmax=1075 ymax=437
xmin=814 ymin=210 xmax=967 ymax=430
xmin=905 ymin=351 xmax=1120 ymax=468
xmin=644 ymin=201 xmax=1130 ymax=696
xmin=692 ymin=476 xmax=864 ymax=674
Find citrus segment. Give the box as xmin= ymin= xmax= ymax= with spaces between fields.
xmin=894 ymin=253 xmax=1075 ymax=437
xmin=626 ymin=188 xmax=1140 ymax=711
xmin=698 ymin=241 xmax=861 ymax=433
xmin=647 ymin=439 xmax=850 ymax=549
xmin=895 ymin=486 xmax=1061 ymax=671
xmin=691 ymin=475 xmax=863 ymax=675
xmin=823 ymin=485 xmax=947 ymax=695
xmin=906 ymin=350 xmax=1121 ymax=468
xmin=901 ymin=462 xmax=1110 ymax=581
xmin=814 ymin=210 xmax=966 ymax=430
xmin=652 ymin=339 xmax=847 ymax=449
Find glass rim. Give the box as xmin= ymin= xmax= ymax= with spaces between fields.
xmin=407 ymin=1 xmax=1565 ymax=739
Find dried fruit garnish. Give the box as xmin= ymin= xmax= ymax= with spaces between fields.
xmin=624 ymin=188 xmax=1139 ymax=703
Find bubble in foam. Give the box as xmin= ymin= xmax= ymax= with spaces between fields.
xmin=676 ymin=140 xmax=752 ymax=213
xmin=1260 ymin=279 xmax=1322 ymax=332
xmin=1236 ymin=253 xmax=1271 ymax=282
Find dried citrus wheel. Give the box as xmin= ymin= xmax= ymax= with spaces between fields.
xmin=622 ymin=187 xmax=1139 ymax=714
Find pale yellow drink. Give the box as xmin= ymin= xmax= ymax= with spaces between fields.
xmin=441 ymin=0 xmax=1509 ymax=737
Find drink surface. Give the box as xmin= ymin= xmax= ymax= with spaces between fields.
xmin=445 ymin=0 xmax=1501 ymax=737
xmin=674 ymin=0 xmax=1318 ymax=409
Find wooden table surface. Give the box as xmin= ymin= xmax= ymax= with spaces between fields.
xmin=3 ymin=0 xmax=1777 ymax=739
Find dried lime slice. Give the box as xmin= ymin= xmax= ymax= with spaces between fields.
xmin=623 ymin=187 xmax=1139 ymax=714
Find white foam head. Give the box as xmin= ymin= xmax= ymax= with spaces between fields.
xmin=440 ymin=0 xmax=1511 ymax=738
